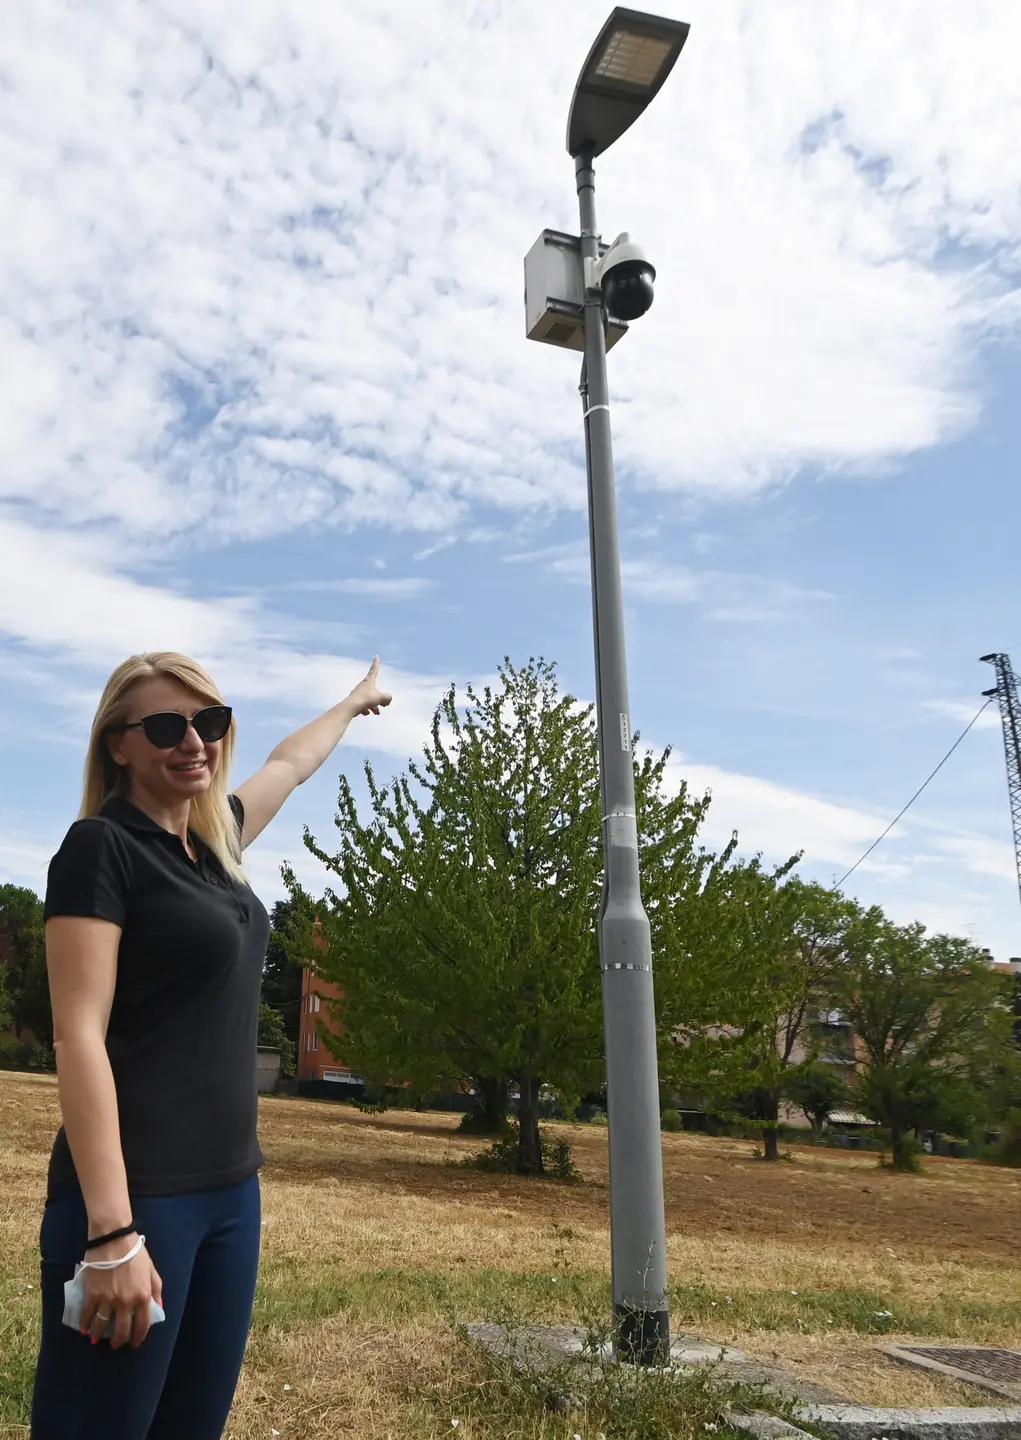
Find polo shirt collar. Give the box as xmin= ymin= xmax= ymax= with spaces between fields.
xmin=100 ymin=796 xmax=172 ymax=833
xmin=101 ymin=797 xmax=202 ymax=855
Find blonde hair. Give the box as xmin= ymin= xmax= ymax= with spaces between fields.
xmin=81 ymin=652 xmax=245 ymax=883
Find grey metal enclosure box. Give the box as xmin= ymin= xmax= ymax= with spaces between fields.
xmin=524 ymin=229 xmax=628 ymax=352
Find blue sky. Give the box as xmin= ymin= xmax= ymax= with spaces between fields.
xmin=2 ymin=0 xmax=1020 ymax=956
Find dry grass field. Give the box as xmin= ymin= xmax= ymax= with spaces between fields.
xmin=2 ymin=1071 xmax=1020 ymax=1438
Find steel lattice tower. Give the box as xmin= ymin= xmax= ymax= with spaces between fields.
xmin=981 ymin=652 xmax=1021 ymax=909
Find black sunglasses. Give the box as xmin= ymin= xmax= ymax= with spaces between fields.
xmin=111 ymin=705 xmax=232 ymax=749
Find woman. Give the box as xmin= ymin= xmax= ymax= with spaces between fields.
xmin=32 ymin=650 xmax=392 ymax=1440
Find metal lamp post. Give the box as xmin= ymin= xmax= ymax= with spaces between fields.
xmin=525 ymin=8 xmax=690 ymax=1365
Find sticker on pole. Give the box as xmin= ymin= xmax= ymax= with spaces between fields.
xmin=619 ymin=713 xmax=631 ymax=752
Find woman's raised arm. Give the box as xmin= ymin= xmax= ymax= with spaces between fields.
xmin=233 ymin=657 xmax=392 ymax=848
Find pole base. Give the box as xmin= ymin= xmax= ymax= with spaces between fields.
xmin=612 ymin=1304 xmax=670 ymax=1365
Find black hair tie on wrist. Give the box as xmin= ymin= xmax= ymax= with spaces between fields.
xmin=84 ymin=1222 xmax=138 ymax=1251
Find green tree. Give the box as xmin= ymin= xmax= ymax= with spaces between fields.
xmin=0 ymin=960 xmax=11 ymax=1034
xmin=0 ymin=884 xmax=50 ymax=1044
xmin=286 ymin=658 xmax=717 ymax=1176
xmin=657 ymin=869 xmax=854 ymax=1159
xmin=835 ymin=913 xmax=1013 ymax=1171
xmin=257 ymin=1001 xmax=296 ymax=1078
xmin=286 ymin=659 xmax=606 ymax=1175
xmin=784 ymin=1060 xmax=849 ymax=1138
xmin=260 ymin=899 xmax=303 ymax=1049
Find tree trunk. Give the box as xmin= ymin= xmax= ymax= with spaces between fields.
xmin=758 ymin=1090 xmax=781 ymax=1161
xmin=888 ymin=1122 xmax=918 ymax=1171
xmin=517 ymin=1076 xmax=544 ymax=1176
xmin=472 ymin=1076 xmax=509 ymax=1134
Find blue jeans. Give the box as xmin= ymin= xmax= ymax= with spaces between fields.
xmin=31 ymin=1174 xmax=261 ymax=1440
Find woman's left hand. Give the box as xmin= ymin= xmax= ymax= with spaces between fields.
xmin=345 ymin=657 xmax=393 ymax=717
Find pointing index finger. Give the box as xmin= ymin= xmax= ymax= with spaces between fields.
xmin=368 ymin=655 xmax=380 ymax=680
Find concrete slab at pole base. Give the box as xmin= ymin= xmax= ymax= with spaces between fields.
xmin=465 ymin=1322 xmax=846 ymax=1404
xmin=791 ymin=1405 xmax=1021 ymax=1440
xmin=723 ymin=1413 xmax=1021 ymax=1440
xmin=466 ymin=1325 xmax=1021 ymax=1439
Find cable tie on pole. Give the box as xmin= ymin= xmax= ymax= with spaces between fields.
xmin=584 ymin=403 xmax=610 ymax=419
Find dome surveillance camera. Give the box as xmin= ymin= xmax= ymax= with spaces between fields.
xmin=597 ymin=234 xmax=656 ymax=322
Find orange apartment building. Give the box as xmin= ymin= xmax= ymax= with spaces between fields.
xmin=296 ymin=968 xmax=362 ymax=1085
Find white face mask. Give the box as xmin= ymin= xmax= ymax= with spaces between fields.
xmin=60 ymin=1235 xmax=166 ymax=1339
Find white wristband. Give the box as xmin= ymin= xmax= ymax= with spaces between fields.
xmin=80 ymin=1234 xmax=145 ymax=1271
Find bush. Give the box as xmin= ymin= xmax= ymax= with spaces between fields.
xmin=660 ymin=1108 xmax=684 ymax=1132
xmin=465 ymin=1126 xmax=579 ymax=1182
xmin=457 ymin=1108 xmax=512 ymax=1136
xmin=0 ymin=1034 xmax=55 ymax=1072
xmin=352 ymin=1081 xmax=394 ymax=1114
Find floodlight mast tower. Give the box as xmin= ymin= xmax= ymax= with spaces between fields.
xmin=981 ymin=652 xmax=1021 ymax=910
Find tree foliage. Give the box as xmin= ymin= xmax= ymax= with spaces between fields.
xmin=286 ymin=657 xmax=713 ymax=1176
xmin=260 ymin=899 xmax=303 ymax=1049
xmin=286 ymin=659 xmax=605 ymax=1174
xmin=657 ymin=866 xmax=853 ymax=1158
xmin=834 ymin=912 xmax=1012 ymax=1170
xmin=784 ymin=1061 xmax=849 ymax=1137
xmin=257 ymin=1001 xmax=296 ymax=1078
xmin=0 ymin=884 xmax=50 ymax=1045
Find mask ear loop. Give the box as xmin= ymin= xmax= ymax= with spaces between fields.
xmin=79 ymin=1234 xmax=146 ymax=1271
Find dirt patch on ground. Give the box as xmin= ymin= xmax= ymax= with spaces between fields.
xmin=253 ymin=1094 xmax=1021 ymax=1264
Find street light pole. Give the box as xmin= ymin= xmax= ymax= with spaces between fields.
xmin=575 ymin=146 xmax=670 ymax=1366
xmin=524 ymin=5 xmax=689 ymax=1365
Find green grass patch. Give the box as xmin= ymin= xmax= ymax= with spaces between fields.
xmin=253 ymin=1261 xmax=1021 ymax=1342
xmin=0 ymin=1273 xmax=39 ymax=1426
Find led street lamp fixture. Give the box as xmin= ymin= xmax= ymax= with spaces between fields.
xmin=567 ymin=7 xmax=690 ymax=158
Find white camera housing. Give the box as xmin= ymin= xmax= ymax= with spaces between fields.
xmin=584 ymin=233 xmax=650 ymax=290
xmin=585 ymin=233 xmax=656 ymax=322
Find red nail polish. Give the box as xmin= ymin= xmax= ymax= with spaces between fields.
xmin=91 ymin=1336 xmax=99 ymax=1346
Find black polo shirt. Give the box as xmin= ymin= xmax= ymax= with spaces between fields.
xmin=43 ymin=795 xmax=271 ymax=1198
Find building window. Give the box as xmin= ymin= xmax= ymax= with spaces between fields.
xmin=314 ymin=995 xmax=321 ymax=1013
xmin=312 ymin=1033 xmax=318 ymax=1052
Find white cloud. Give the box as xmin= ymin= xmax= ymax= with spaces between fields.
xmin=0 ymin=515 xmax=454 ymax=760
xmin=0 ymin=831 xmax=54 ymax=893
xmin=655 ymin=752 xmax=1021 ymax=950
xmin=281 ymin=577 xmax=435 ymax=600
xmin=931 ymin=833 xmax=1017 ymax=885
xmin=664 ymin=753 xmax=886 ymax=869
xmin=921 ymin=698 xmax=1002 ymax=731
xmin=0 ymin=0 xmax=1018 ymax=553
xmin=519 ymin=544 xmax=830 ymax=618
